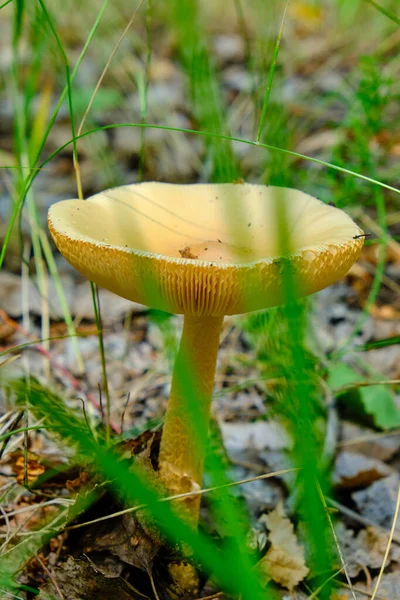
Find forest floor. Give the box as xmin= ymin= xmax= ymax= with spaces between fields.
xmin=0 ymin=1 xmax=400 ymax=599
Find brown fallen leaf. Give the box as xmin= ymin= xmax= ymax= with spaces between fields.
xmin=257 ymin=503 xmax=309 ymax=591
xmin=11 ymin=451 xmax=46 ymax=486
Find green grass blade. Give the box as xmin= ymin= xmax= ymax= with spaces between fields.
xmin=2 ymin=119 xmax=399 ymax=271
xmin=40 ymin=123 xmax=400 ymax=195
xmin=357 ymin=335 xmax=400 ymax=351
xmin=256 ymin=0 xmax=289 ymax=143
xmin=363 ymin=0 xmax=400 ymax=25
xmin=0 ymin=0 xmax=110 ymax=266
xmin=168 ymin=0 xmax=239 ymax=182
xmin=0 ymin=0 xmax=13 ymax=9
xmin=38 ymin=230 xmax=85 ymax=374
xmin=90 ymin=282 xmax=111 ymax=444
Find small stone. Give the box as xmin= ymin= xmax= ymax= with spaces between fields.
xmin=333 ymin=451 xmax=392 ymax=489
xmin=219 ymin=420 xmax=293 ymax=453
xmin=352 ymin=474 xmax=400 ymax=533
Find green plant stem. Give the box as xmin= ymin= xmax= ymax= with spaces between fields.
xmin=91 ymin=283 xmax=112 ymax=445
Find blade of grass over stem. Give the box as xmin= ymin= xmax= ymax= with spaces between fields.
xmin=65 ymin=468 xmax=298 ymax=531
xmin=4 ymin=378 xmax=272 ymax=600
xmin=266 ymin=189 xmax=335 ymax=597
xmin=155 ymin=318 xmax=261 ymax=587
xmin=256 ymin=0 xmax=289 ymax=143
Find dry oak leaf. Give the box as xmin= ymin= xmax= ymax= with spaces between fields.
xmin=258 ymin=503 xmax=309 ymax=591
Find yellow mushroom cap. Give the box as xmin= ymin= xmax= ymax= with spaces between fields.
xmin=48 ymin=182 xmax=364 ymax=316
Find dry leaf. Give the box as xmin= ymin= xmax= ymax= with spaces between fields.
xmin=258 ymin=503 xmax=309 ymax=591
xmin=336 ymin=522 xmax=400 ymax=577
xmin=11 ymin=451 xmax=46 ymax=486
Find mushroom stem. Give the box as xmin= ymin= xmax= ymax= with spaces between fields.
xmin=158 ymin=314 xmax=224 ymax=526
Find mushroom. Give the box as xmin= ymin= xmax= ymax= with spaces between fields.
xmin=48 ymin=182 xmax=364 ymax=526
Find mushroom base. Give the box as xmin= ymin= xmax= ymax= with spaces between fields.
xmin=158 ymin=314 xmax=224 ymax=527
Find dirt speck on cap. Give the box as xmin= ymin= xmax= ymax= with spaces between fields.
xmin=179 ymin=246 xmax=198 ymax=259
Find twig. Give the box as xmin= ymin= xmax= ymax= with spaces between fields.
xmin=36 ymin=556 xmax=64 ymax=600
xmin=308 ymin=565 xmax=346 ymax=599
xmin=76 ymin=397 xmax=95 ymax=440
xmin=148 ymin=568 xmax=161 ymax=600
xmin=23 ymin=410 xmax=31 ymax=491
xmin=0 ymin=411 xmax=24 ymax=459
xmin=335 ymin=379 xmax=400 ymax=394
xmin=120 ymin=392 xmax=131 ymax=436
xmin=0 ymin=510 xmax=45 ymax=553
xmin=341 ymin=582 xmax=391 ymax=600
xmin=195 ymin=592 xmax=225 ymax=600
xmin=0 ymin=505 xmax=11 ymax=549
xmin=338 ymin=428 xmax=400 ymax=448
xmin=0 ymin=498 xmax=73 ymax=520
xmin=317 ymin=483 xmax=357 ymax=600
xmin=326 ymin=497 xmax=400 ymax=545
